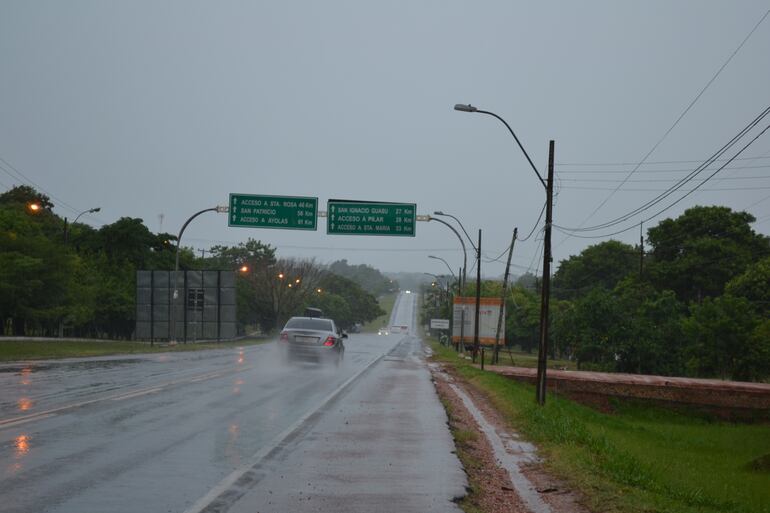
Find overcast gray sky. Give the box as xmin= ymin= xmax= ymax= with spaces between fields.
xmin=2 ymin=1 xmax=769 ymax=278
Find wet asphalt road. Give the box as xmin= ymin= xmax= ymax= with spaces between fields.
xmin=0 ymin=293 xmax=465 ymax=513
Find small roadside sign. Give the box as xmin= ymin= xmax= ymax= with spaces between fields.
xmin=430 ymin=319 xmax=450 ymax=329
xmin=229 ymin=194 xmax=318 ymax=230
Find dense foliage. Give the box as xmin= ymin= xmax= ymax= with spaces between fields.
xmin=0 ymin=186 xmax=383 ymax=339
xmin=427 ymin=206 xmax=770 ymax=382
xmin=327 ymin=259 xmax=398 ymax=296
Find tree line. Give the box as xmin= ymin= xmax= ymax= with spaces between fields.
xmin=422 ymin=205 xmax=770 ymax=382
xmin=0 ymin=186 xmax=383 ymax=339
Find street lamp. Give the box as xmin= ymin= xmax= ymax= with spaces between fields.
xmin=433 ymin=211 xmax=482 ymax=361
xmin=26 ymin=202 xmax=41 ymax=213
xmin=65 ymin=207 xmax=101 ymax=244
xmin=428 ymin=255 xmax=456 ymax=284
xmin=170 ymin=205 xmax=229 ymax=345
xmin=454 ymin=102 xmax=555 ymax=406
xmin=427 ymin=216 xmax=467 ymax=292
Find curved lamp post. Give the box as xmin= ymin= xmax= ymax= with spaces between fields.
xmin=170 ymin=205 xmax=228 ymax=344
xmin=428 ymin=255 xmax=456 ymax=284
xmin=64 ymin=207 xmax=100 ymax=244
xmin=433 ymin=210 xmax=482 ymax=360
xmin=427 ymin=215 xmax=467 ymax=292
xmin=454 ymin=102 xmax=555 ymax=406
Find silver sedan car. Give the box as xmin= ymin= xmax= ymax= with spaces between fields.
xmin=280 ymin=316 xmax=346 ymax=364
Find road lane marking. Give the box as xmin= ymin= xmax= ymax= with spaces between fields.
xmin=0 ymin=366 xmax=253 ymax=431
xmin=182 ymin=353 xmax=389 ymax=513
xmin=111 ymin=387 xmax=164 ymax=400
xmin=0 ymin=413 xmax=55 ymax=429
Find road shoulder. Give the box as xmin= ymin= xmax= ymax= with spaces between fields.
xmin=431 ymin=362 xmax=590 ymax=513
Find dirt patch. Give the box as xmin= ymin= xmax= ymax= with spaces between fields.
xmin=432 ymin=364 xmax=590 ymax=513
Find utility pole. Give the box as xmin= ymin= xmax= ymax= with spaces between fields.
xmin=473 ymin=229 xmax=482 ymax=362
xmin=494 ymin=227 xmax=517 ymax=365
xmin=536 ymin=141 xmax=555 ymax=406
xmin=639 ymin=223 xmax=644 ymax=278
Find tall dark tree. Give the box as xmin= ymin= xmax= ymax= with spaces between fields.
xmin=647 ymin=206 xmax=769 ymax=303
xmin=553 ymin=240 xmax=637 ymax=299
xmin=725 ymin=256 xmax=770 ymax=314
xmin=682 ymin=295 xmax=765 ymax=381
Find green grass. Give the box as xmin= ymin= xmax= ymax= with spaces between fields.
xmin=0 ymin=337 xmax=269 ymax=362
xmin=362 ymin=293 xmax=397 ymax=332
xmin=431 ymin=341 xmax=770 ymax=513
xmin=473 ymin=346 xmax=577 ymax=370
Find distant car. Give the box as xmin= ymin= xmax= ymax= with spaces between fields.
xmin=377 ymin=327 xmax=389 ymax=336
xmin=405 ymin=290 xmax=411 ymax=294
xmin=391 ymin=325 xmax=409 ymax=334
xmin=280 ymin=316 xmax=345 ymax=364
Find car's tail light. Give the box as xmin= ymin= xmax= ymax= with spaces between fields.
xmin=323 ymin=336 xmax=335 ymax=347
xmin=280 ymin=332 xmax=289 ymax=342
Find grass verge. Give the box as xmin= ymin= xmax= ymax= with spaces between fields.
xmin=474 ymin=346 xmax=576 ymax=370
xmin=431 ymin=341 xmax=770 ymax=513
xmin=362 ymin=293 xmax=397 ymax=332
xmin=0 ymin=337 xmax=269 ymax=362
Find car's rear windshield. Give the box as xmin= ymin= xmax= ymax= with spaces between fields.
xmin=284 ymin=318 xmax=334 ymax=331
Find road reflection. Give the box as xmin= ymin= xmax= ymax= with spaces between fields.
xmin=20 ymin=367 xmax=32 ymax=386
xmin=225 ymin=424 xmax=241 ymax=466
xmin=6 ymin=434 xmax=30 ymax=475
xmin=17 ymin=398 xmax=33 ymax=412
xmin=14 ymin=434 xmax=30 ymax=456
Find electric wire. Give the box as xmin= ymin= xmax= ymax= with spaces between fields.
xmin=558 ymin=105 xmax=770 ymax=232
xmin=558 ymin=8 xmax=770 ymax=234
xmin=556 ymin=155 xmax=770 ymax=167
xmin=556 ymin=163 xmax=770 ymax=174
xmin=553 ymin=122 xmax=770 ymax=239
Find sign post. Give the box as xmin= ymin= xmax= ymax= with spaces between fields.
xmin=229 ymin=194 xmax=318 ymax=230
xmin=327 ymin=199 xmax=416 ymax=236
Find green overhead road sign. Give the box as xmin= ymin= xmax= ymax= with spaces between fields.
xmin=229 ymin=194 xmax=318 ymax=230
xmin=327 ymin=199 xmax=416 ymax=236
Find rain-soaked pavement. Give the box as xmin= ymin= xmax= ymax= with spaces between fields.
xmin=0 ymin=292 xmax=466 ymax=513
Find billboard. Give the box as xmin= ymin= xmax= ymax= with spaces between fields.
xmin=452 ymin=296 xmax=505 ymax=346
xmin=136 ymin=270 xmax=237 ymax=342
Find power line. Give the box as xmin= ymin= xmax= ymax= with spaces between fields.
xmin=518 ymin=201 xmax=547 ymax=242
xmin=556 ymin=155 xmax=770 ymax=167
xmin=555 ymin=122 xmax=770 ymax=239
xmin=0 ymin=157 xmax=82 ymax=216
xmin=559 ymin=185 xmax=770 ymax=192
xmin=559 ymin=8 xmax=770 ymax=236
xmin=559 ymin=174 xmax=770 ymax=182
xmin=556 ymin=164 xmax=770 ymax=175
xmin=559 ymin=105 xmax=770 ymax=232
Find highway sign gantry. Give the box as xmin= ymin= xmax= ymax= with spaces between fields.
xmin=327 ymin=199 xmax=416 ymax=236
xmin=229 ymin=194 xmax=318 ymax=230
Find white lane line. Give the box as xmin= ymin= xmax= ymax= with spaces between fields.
xmin=182 ymin=353 xmax=387 ymax=513
xmin=0 ymin=413 xmax=55 ymax=429
xmin=111 ymin=387 xmax=164 ymax=401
